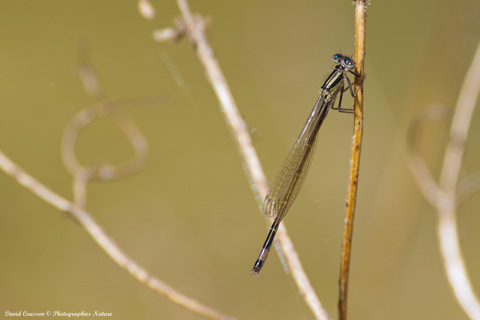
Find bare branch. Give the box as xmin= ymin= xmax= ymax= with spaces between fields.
xmin=435 ymin=41 xmax=480 ymax=320
xmin=0 ymin=150 xmax=236 ymax=320
xmin=409 ymin=41 xmax=480 ymax=320
xmin=63 ymin=43 xmax=149 ymax=206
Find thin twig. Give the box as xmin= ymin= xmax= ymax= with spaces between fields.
xmin=407 ymin=105 xmax=447 ymax=206
xmin=63 ymin=43 xmax=149 ymax=207
xmin=338 ymin=1 xmax=366 ymax=320
xmin=156 ymin=0 xmax=330 ymax=319
xmin=61 ymin=101 xmax=149 ymax=182
xmin=408 ymin=41 xmax=480 ymax=320
xmin=0 ymin=150 xmax=236 ymax=320
xmin=436 ymin=41 xmax=480 ymax=319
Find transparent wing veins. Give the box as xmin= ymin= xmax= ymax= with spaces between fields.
xmin=263 ymin=95 xmax=333 ymax=220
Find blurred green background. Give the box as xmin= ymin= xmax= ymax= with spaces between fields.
xmin=1 ymin=1 xmax=479 ymax=319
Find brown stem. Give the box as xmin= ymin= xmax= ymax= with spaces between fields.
xmin=338 ymin=1 xmax=366 ymax=319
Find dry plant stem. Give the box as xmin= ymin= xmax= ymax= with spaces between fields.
xmin=408 ymin=42 xmax=480 ymax=319
xmin=62 ymin=101 xmax=149 ymax=181
xmin=64 ymin=44 xmax=149 ymax=207
xmin=62 ymin=102 xmax=149 ymax=207
xmin=338 ymin=2 xmax=366 ymax=320
xmin=436 ymin=42 xmax=480 ymax=319
xmin=173 ymin=0 xmax=329 ymax=319
xmin=0 ymin=150 xmax=235 ymax=320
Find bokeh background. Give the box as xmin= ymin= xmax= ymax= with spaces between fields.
xmin=1 ymin=1 xmax=479 ymax=319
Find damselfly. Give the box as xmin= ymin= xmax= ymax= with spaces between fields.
xmin=251 ymin=53 xmax=361 ymax=275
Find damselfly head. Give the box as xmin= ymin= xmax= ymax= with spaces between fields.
xmin=332 ymin=53 xmax=356 ymax=70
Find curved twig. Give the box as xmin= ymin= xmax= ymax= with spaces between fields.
xmin=61 ymin=100 xmax=149 ymax=182
xmin=62 ymin=43 xmax=149 ymax=207
xmin=436 ymin=41 xmax=480 ymax=320
xmin=408 ymin=41 xmax=480 ymax=320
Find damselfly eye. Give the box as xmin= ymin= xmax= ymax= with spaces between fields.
xmin=332 ymin=53 xmax=342 ymax=63
xmin=342 ymin=57 xmax=355 ymax=70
